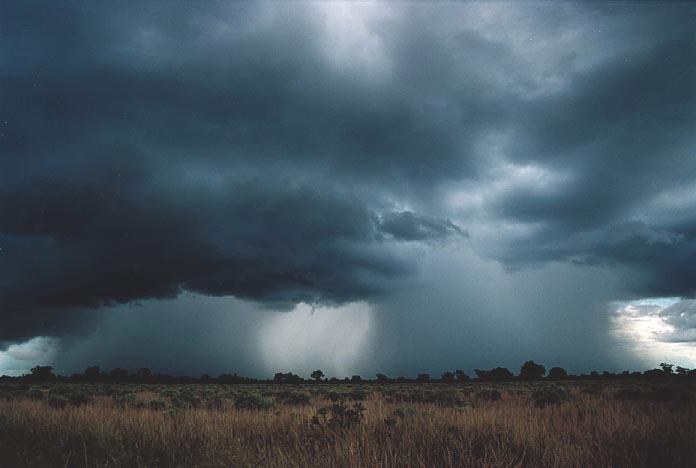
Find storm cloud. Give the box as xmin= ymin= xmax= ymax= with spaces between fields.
xmin=1 ymin=1 xmax=695 ymax=375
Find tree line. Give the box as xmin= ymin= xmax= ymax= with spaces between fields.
xmin=2 ymin=361 xmax=694 ymax=384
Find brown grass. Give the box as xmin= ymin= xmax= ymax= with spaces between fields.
xmin=0 ymin=382 xmax=694 ymax=467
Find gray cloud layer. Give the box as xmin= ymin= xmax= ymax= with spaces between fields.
xmin=1 ymin=1 xmax=695 ymax=372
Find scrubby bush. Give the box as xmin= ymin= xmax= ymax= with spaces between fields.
xmin=176 ymin=393 xmax=202 ymax=409
xmin=26 ymin=388 xmax=44 ymax=400
xmin=46 ymin=394 xmax=68 ymax=409
xmin=392 ymin=405 xmax=417 ymax=419
xmin=652 ymin=385 xmax=693 ymax=402
xmin=311 ymin=402 xmax=365 ymax=429
xmin=206 ymin=396 xmax=225 ymax=410
xmin=48 ymin=386 xmax=73 ymax=397
xmin=325 ymin=391 xmax=346 ymax=402
xmin=234 ymin=394 xmax=273 ymax=410
xmin=532 ymin=386 xmax=568 ymax=408
xmin=348 ymin=389 xmax=368 ymax=401
xmin=616 ymin=385 xmax=693 ymax=402
xmin=477 ymin=388 xmax=501 ymax=401
xmin=282 ymin=392 xmax=310 ymax=405
xmin=149 ymin=399 xmax=166 ymax=411
xmin=68 ymin=391 xmax=92 ymax=407
xmin=615 ymin=386 xmax=646 ymax=400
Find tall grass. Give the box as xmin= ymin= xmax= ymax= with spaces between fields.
xmin=0 ymin=382 xmax=694 ymax=467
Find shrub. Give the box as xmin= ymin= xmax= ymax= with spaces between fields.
xmin=234 ymin=394 xmax=273 ymax=410
xmin=206 ymin=397 xmax=225 ymax=410
xmin=47 ymin=394 xmax=68 ymax=409
xmin=282 ymin=392 xmax=310 ymax=406
xmin=348 ymin=389 xmax=368 ymax=401
xmin=455 ymin=402 xmax=475 ymax=412
xmin=615 ymin=386 xmax=648 ymax=400
xmin=312 ymin=402 xmax=365 ymax=429
xmin=392 ymin=405 xmax=417 ymax=419
xmin=48 ymin=386 xmax=73 ymax=397
xmin=532 ymin=386 xmax=568 ymax=408
xmin=68 ymin=391 xmax=92 ymax=407
xmin=477 ymin=389 xmax=501 ymax=401
xmin=652 ymin=385 xmax=693 ymax=402
xmin=26 ymin=388 xmax=44 ymax=400
xmin=325 ymin=391 xmax=346 ymax=402
xmin=149 ymin=399 xmax=166 ymax=411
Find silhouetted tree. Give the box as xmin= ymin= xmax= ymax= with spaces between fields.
xmin=83 ymin=366 xmax=102 ymax=381
xmin=274 ymin=372 xmax=303 ymax=384
xmin=475 ymin=367 xmax=513 ymax=382
xmin=675 ymin=366 xmax=690 ymax=376
xmin=110 ymin=368 xmax=129 ymax=382
xmin=644 ymin=368 xmax=665 ymax=378
xmin=519 ymin=361 xmax=546 ymax=380
xmin=441 ymin=371 xmax=455 ymax=382
xmin=310 ymin=369 xmax=325 ymax=382
xmin=28 ymin=365 xmax=55 ymax=382
xmin=416 ymin=373 xmax=431 ymax=383
xmin=455 ymin=370 xmax=470 ymax=382
xmin=375 ymin=373 xmax=389 ymax=383
xmin=137 ymin=368 xmax=152 ymax=380
xmin=547 ymin=367 xmax=568 ymax=380
xmin=350 ymin=375 xmax=362 ymax=383
xmin=660 ymin=362 xmax=674 ymax=375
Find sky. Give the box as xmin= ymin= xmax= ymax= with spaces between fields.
xmin=1 ymin=1 xmax=695 ymax=378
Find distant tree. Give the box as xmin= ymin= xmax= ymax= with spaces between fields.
xmin=375 ymin=373 xmax=389 ymax=383
xmin=547 ymin=367 xmax=568 ymax=380
xmin=274 ymin=372 xmax=303 ymax=384
xmin=675 ymin=366 xmax=690 ymax=376
xmin=29 ymin=365 xmax=55 ymax=381
xmin=109 ymin=368 xmax=129 ymax=381
xmin=455 ymin=370 xmax=470 ymax=382
xmin=310 ymin=369 xmax=325 ymax=382
xmin=416 ymin=373 xmax=431 ymax=383
xmin=475 ymin=367 xmax=513 ymax=382
xmin=350 ymin=375 xmax=362 ymax=383
xmin=519 ymin=361 xmax=546 ymax=380
xmin=441 ymin=371 xmax=455 ymax=383
xmin=83 ymin=366 xmax=101 ymax=380
xmin=218 ymin=373 xmax=247 ymax=384
xmin=660 ymin=362 xmax=674 ymax=375
xmin=137 ymin=368 xmax=152 ymax=380
xmin=643 ymin=368 xmax=663 ymax=378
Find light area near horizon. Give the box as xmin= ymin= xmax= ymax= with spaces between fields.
xmin=4 ymin=296 xmax=696 ymax=377
xmin=258 ymin=301 xmax=374 ymax=378
xmin=612 ymin=297 xmax=696 ymax=368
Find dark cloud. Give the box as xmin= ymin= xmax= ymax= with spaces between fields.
xmin=379 ymin=211 xmax=466 ymax=242
xmin=1 ymin=1 xmax=696 ymax=373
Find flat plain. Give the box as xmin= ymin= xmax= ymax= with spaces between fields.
xmin=1 ymin=380 xmax=694 ymax=467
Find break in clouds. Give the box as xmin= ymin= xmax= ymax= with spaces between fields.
xmin=1 ymin=1 xmax=695 ymax=376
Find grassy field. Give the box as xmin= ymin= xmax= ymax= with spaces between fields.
xmin=1 ymin=380 xmax=694 ymax=467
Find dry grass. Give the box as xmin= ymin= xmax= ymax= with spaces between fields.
xmin=0 ymin=382 xmax=694 ymax=467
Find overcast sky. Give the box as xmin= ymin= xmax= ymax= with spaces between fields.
xmin=1 ymin=1 xmax=695 ymax=377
